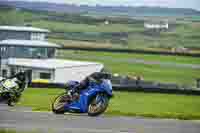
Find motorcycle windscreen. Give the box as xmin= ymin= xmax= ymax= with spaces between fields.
xmin=99 ymin=80 xmax=113 ymax=96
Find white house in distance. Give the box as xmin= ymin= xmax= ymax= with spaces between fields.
xmin=0 ymin=26 xmax=103 ymax=83
xmin=144 ymin=20 xmax=169 ymax=30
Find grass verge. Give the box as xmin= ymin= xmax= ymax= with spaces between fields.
xmin=57 ymin=50 xmax=200 ymax=86
xmin=18 ymin=88 xmax=200 ymax=120
xmin=0 ymin=129 xmax=34 ymax=133
xmin=0 ymin=129 xmax=49 ymax=133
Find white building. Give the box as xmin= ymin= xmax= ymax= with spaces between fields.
xmin=0 ymin=26 xmax=103 ymax=83
xmin=0 ymin=26 xmax=49 ymax=41
xmin=144 ymin=21 xmax=169 ymax=30
xmin=7 ymin=58 xmax=103 ymax=83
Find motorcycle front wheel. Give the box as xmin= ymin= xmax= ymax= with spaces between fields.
xmin=88 ymin=93 xmax=109 ymax=116
xmin=2 ymin=92 xmax=16 ymax=106
xmin=52 ymin=93 xmax=71 ymax=114
xmin=8 ymin=98 xmax=15 ymax=106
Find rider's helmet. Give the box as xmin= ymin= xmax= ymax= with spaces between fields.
xmin=88 ymin=72 xmax=111 ymax=83
xmin=16 ymin=71 xmax=26 ymax=82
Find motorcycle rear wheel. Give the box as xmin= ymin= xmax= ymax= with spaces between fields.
xmin=8 ymin=99 xmax=15 ymax=106
xmin=88 ymin=93 xmax=109 ymax=116
xmin=52 ymin=93 xmax=71 ymax=114
xmin=1 ymin=92 xmax=16 ymax=106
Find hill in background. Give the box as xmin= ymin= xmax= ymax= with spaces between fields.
xmin=0 ymin=1 xmax=200 ymax=52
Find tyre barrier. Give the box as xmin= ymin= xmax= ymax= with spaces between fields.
xmin=29 ymin=82 xmax=200 ymax=96
xmin=113 ymin=84 xmax=200 ymax=96
xmin=30 ymin=82 xmax=66 ymax=89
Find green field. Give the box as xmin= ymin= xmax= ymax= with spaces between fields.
xmin=18 ymin=88 xmax=200 ymax=120
xmin=49 ymin=39 xmax=117 ymax=48
xmin=57 ymin=50 xmax=200 ymax=86
xmin=58 ymin=50 xmax=200 ymax=65
xmin=30 ymin=19 xmax=200 ymax=50
xmin=31 ymin=20 xmax=141 ymax=33
xmin=0 ymin=129 xmax=37 ymax=133
xmin=1 ymin=7 xmax=200 ymax=51
xmin=18 ymin=88 xmax=64 ymax=111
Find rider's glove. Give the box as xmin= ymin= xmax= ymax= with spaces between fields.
xmin=68 ymin=89 xmax=73 ymax=96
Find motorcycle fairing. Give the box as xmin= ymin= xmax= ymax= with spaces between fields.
xmin=63 ymin=80 xmax=112 ymax=113
xmin=64 ymin=88 xmax=97 ymax=113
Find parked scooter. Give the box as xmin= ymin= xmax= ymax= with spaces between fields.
xmin=0 ymin=71 xmax=27 ymax=106
xmin=52 ymin=72 xmax=113 ymax=116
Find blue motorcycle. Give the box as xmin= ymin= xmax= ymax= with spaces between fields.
xmin=52 ymin=72 xmax=113 ymax=116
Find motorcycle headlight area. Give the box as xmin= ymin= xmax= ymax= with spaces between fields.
xmin=1 ymin=80 xmax=18 ymax=90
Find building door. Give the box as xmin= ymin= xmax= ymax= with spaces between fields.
xmin=10 ymin=67 xmax=16 ymax=76
xmin=2 ymin=69 xmax=7 ymax=78
xmin=27 ymin=70 xmax=32 ymax=84
xmin=0 ymin=47 xmax=2 ymax=76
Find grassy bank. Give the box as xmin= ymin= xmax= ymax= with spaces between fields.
xmin=31 ymin=20 xmax=139 ymax=33
xmin=0 ymin=129 xmax=61 ymax=133
xmin=57 ymin=50 xmax=200 ymax=86
xmin=31 ymin=20 xmax=200 ymax=50
xmin=0 ymin=129 xmax=31 ymax=133
xmin=58 ymin=50 xmax=200 ymax=65
xmin=18 ymin=88 xmax=200 ymax=120
xmin=1 ymin=7 xmax=200 ymax=51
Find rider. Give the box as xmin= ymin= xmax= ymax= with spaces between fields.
xmin=0 ymin=71 xmax=27 ymax=106
xmin=6 ymin=71 xmax=27 ymax=94
xmin=67 ymin=72 xmax=111 ymax=96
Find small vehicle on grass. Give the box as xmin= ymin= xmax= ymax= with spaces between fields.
xmin=0 ymin=71 xmax=27 ymax=106
xmin=52 ymin=72 xmax=113 ymax=116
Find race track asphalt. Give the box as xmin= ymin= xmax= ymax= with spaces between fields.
xmin=0 ymin=104 xmax=200 ymax=133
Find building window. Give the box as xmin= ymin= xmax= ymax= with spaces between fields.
xmin=40 ymin=72 xmax=51 ymax=80
xmin=2 ymin=69 xmax=7 ymax=78
xmin=47 ymin=48 xmax=55 ymax=58
xmin=0 ymin=47 xmax=9 ymax=59
xmin=10 ymin=67 xmax=16 ymax=76
xmin=14 ymin=47 xmax=48 ymax=59
xmin=31 ymin=33 xmax=45 ymax=40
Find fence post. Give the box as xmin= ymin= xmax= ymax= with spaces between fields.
xmin=197 ymin=79 xmax=200 ymax=88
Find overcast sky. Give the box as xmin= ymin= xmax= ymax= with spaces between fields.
xmin=9 ymin=0 xmax=200 ymax=10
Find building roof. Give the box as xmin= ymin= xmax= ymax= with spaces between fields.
xmin=7 ymin=58 xmax=103 ymax=69
xmin=0 ymin=40 xmax=60 ymax=48
xmin=0 ymin=26 xmax=50 ymax=33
